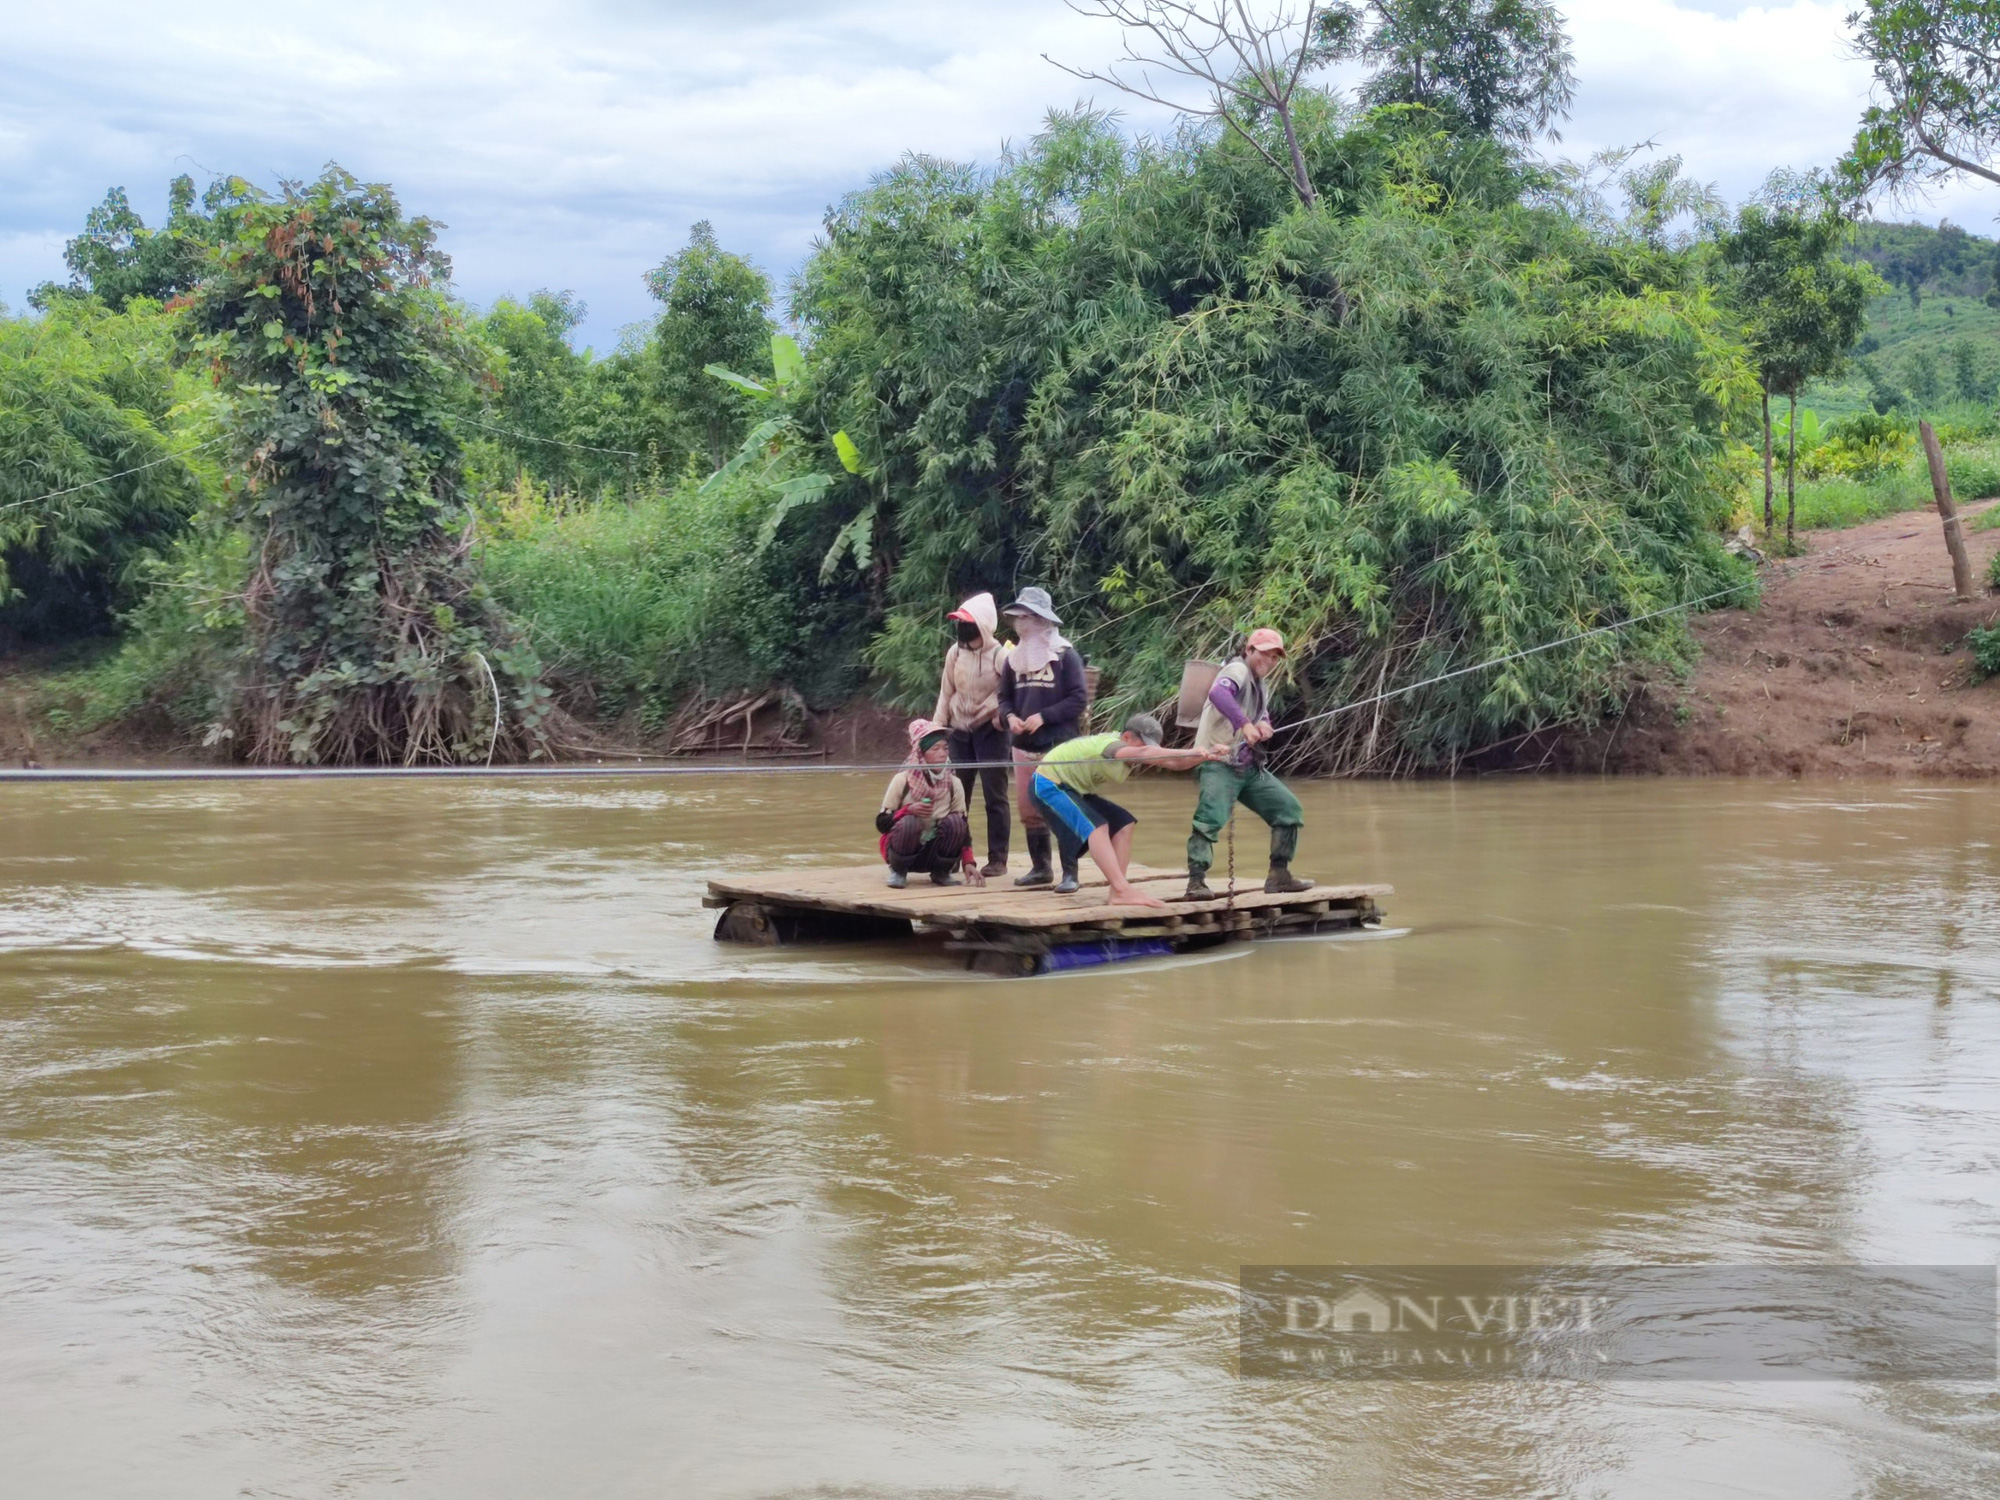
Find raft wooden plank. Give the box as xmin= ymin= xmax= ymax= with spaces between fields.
xmin=911 ymin=881 xmax=1384 ymax=930
xmin=705 ymin=863 xmax=1388 ymax=934
xmin=703 ymin=862 xmax=1153 ymax=922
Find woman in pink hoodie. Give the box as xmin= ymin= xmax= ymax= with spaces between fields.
xmin=930 ymin=591 xmax=1012 ymax=877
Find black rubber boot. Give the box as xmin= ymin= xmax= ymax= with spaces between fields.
xmin=1014 ymin=830 xmax=1054 ymax=887
xmin=1173 ymin=869 xmax=1215 ymax=902
xmin=1264 ymin=861 xmax=1314 ymax=894
xmin=1053 ymin=864 xmax=1080 ymax=894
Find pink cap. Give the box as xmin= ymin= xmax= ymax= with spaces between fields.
xmin=1245 ymin=627 xmax=1287 ymax=655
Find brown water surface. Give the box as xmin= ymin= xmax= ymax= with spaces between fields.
xmin=2 ymin=775 xmax=1997 ymax=1497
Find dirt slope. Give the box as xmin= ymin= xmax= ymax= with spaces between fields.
xmin=1554 ymin=500 xmax=2000 ymax=778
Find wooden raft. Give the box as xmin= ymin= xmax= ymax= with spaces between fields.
xmin=704 ymin=862 xmax=1390 ymax=976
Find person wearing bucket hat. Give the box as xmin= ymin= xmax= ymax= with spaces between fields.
xmin=998 ymin=586 xmax=1090 ymax=889
xmin=1177 ymin=626 xmax=1313 ymax=900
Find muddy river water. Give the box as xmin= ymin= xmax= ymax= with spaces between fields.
xmin=2 ymin=775 xmax=1997 ymax=1497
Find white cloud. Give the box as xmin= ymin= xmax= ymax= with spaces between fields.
xmin=4 ymin=0 xmax=1996 ymax=346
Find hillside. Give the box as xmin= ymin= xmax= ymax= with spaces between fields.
xmin=1806 ymin=219 xmax=2000 ymax=418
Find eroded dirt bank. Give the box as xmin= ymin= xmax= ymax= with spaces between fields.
xmin=1541 ymin=500 xmax=2000 ymax=778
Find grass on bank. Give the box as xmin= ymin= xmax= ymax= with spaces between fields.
xmin=474 ymin=475 xmax=864 ymax=729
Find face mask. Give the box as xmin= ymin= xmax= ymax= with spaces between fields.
xmin=956 ymin=620 xmax=981 ymax=645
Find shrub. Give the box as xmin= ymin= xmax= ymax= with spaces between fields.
xmin=1800 ymin=410 xmax=1916 ymax=480
xmin=32 ymin=521 xmax=248 ymax=734
xmin=1966 ymin=622 xmax=2000 ymax=678
xmin=1946 ymin=446 xmax=2000 ymax=501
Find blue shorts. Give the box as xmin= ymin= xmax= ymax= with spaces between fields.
xmin=1029 ymin=775 xmax=1136 ymax=865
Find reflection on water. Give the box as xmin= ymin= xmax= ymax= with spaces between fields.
xmin=1 ymin=776 xmax=1997 ymax=1497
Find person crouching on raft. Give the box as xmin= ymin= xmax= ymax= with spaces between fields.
xmin=1030 ymin=714 xmax=1229 ymax=907
xmin=997 ymin=586 xmax=1089 ymax=890
xmin=1179 ymin=627 xmax=1314 ymax=900
xmin=877 ymin=720 xmax=984 ymax=889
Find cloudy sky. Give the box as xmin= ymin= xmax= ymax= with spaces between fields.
xmin=7 ymin=0 xmax=1998 ymax=352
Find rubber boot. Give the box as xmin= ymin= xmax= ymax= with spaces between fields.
xmin=1014 ymin=830 xmax=1054 ymax=887
xmin=1173 ymin=867 xmax=1215 ymax=902
xmin=885 ymin=867 xmax=908 ymax=889
xmin=1053 ymin=859 xmax=1080 ymax=895
xmin=981 ymin=859 xmax=1008 ymax=880
xmin=1264 ymin=860 xmax=1313 ymax=894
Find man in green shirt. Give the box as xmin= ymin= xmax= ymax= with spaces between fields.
xmin=1178 ymin=627 xmax=1313 ymax=901
xmin=1030 ymin=714 xmax=1228 ymax=906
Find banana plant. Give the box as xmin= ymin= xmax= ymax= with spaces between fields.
xmin=816 ymin=432 xmax=877 ymax=582
xmin=700 ymin=335 xmax=873 ymax=581
xmin=1772 ymin=405 xmax=1821 ymax=451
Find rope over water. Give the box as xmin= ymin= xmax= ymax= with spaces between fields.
xmin=0 ymin=579 xmax=1754 ymax=783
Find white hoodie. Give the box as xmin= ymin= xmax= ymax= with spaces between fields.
xmin=931 ymin=592 xmax=1008 ymax=731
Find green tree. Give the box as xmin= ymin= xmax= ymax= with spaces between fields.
xmin=482 ymin=291 xmax=587 ymax=445
xmin=0 ymin=298 xmax=209 ymax=640
xmin=470 ymin=290 xmax=641 ymax=496
xmin=644 ymin=222 xmax=774 ymax=470
xmin=1719 ymin=193 xmax=1878 ymax=545
xmin=31 ymin=176 xmax=242 ymax=312
xmin=186 ymin=167 xmax=552 ymax=763
xmin=1950 ymin=336 xmax=1992 ymax=399
xmin=1857 ymin=354 xmax=1909 ymax=413
xmin=794 ymin=106 xmax=1756 ymax=772
xmin=1904 ymin=346 xmax=1943 ymax=402
xmin=1315 ymin=0 xmax=1575 ymax=142
xmin=1845 ymin=0 xmax=2000 ymax=195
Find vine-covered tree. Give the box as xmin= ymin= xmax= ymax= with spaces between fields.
xmin=1315 ymin=0 xmax=1575 ymax=142
xmin=187 ymin=167 xmax=554 ymax=763
xmin=644 ymin=222 xmax=774 ymax=470
xmin=1845 ymin=0 xmax=2000 ymax=195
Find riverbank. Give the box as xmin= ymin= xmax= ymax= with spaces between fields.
xmin=1539 ymin=498 xmax=2000 ymax=778
xmin=10 ymin=501 xmax=2000 ymax=778
xmin=0 ymin=650 xmax=917 ymax=772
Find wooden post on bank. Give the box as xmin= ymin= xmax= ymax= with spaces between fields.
xmin=1919 ymin=419 xmax=1975 ymax=601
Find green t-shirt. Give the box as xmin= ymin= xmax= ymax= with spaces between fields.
xmin=1036 ymin=731 xmax=1131 ymax=795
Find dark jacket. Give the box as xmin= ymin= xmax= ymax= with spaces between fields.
xmin=998 ymin=646 xmax=1088 ymax=754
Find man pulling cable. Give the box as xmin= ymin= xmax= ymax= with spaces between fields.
xmin=1177 ymin=627 xmax=1313 ymax=901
